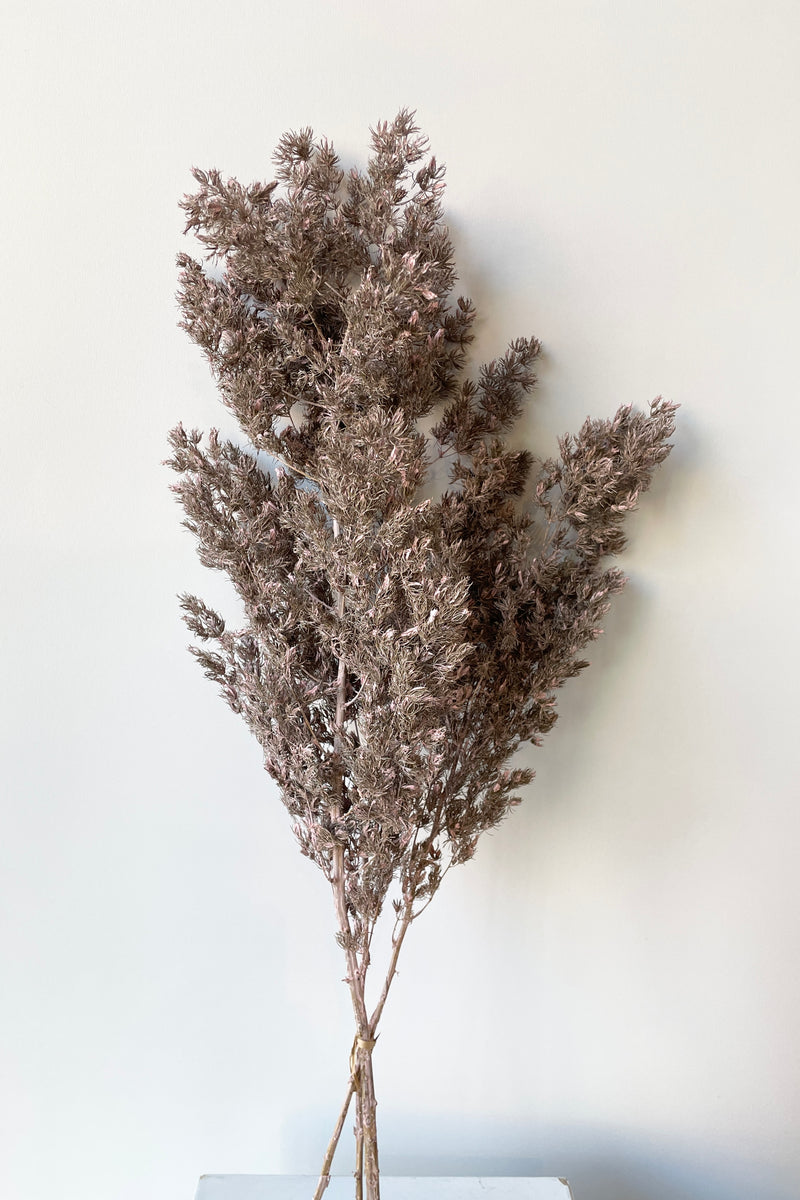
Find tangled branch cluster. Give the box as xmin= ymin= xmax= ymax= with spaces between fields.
xmin=167 ymin=109 xmax=676 ymax=962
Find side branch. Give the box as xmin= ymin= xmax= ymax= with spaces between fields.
xmin=312 ymin=1074 xmax=357 ymax=1200
xmin=368 ymin=901 xmax=413 ymax=1033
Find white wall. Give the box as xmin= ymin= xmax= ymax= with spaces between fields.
xmin=2 ymin=2 xmax=798 ymax=1199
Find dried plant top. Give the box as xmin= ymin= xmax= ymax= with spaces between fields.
xmin=168 ymin=107 xmax=676 ymax=926
xmin=167 ymin=107 xmax=676 ymax=1200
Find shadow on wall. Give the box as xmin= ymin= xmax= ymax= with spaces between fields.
xmin=282 ymin=1110 xmax=793 ymax=1200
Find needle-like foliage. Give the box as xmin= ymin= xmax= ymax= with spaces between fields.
xmin=167 ymin=110 xmax=677 ymax=1200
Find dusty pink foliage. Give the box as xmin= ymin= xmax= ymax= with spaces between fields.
xmin=167 ymin=110 xmax=677 ymax=1200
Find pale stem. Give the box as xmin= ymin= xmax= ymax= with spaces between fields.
xmin=312 ymin=1075 xmax=357 ymax=1200
xmin=354 ymin=1078 xmax=364 ymax=1200
xmin=359 ymin=1047 xmax=380 ymax=1198
xmin=368 ymin=904 xmax=413 ymax=1033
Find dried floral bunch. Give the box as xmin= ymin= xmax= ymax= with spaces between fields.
xmin=167 ymin=110 xmax=676 ymax=1200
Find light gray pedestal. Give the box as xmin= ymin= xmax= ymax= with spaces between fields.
xmin=194 ymin=1178 xmax=574 ymax=1200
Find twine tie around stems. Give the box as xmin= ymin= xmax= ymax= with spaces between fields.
xmin=350 ymin=1035 xmax=377 ymax=1078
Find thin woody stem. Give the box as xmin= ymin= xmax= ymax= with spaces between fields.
xmin=312 ymin=1074 xmax=357 ymax=1200
xmin=354 ymin=1078 xmax=364 ymax=1200
xmin=368 ymin=902 xmax=413 ymax=1033
xmin=368 ymin=768 xmax=466 ymax=1035
xmin=310 ymin=892 xmax=418 ymax=1200
xmin=360 ymin=1049 xmax=380 ymax=1195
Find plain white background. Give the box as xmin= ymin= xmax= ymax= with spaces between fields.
xmin=1 ymin=2 xmax=798 ymax=1199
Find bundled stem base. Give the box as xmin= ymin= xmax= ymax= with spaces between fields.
xmin=312 ymin=1019 xmax=380 ymax=1198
